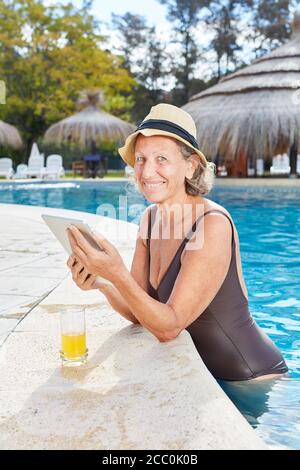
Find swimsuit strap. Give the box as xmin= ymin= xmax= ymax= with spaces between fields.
xmin=147 ymin=206 xmax=234 ymax=245
xmin=147 ymin=205 xmax=158 ymax=265
xmin=147 ymin=206 xmax=236 ymax=292
xmin=186 ymin=209 xmax=235 ymax=248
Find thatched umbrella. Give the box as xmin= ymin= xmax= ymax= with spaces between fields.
xmin=183 ymin=10 xmax=300 ymax=176
xmin=0 ymin=120 xmax=23 ymax=149
xmin=44 ymin=90 xmax=135 ymax=148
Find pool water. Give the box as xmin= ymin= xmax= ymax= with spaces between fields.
xmin=0 ymin=180 xmax=299 ymax=449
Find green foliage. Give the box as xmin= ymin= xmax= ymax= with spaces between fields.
xmin=0 ymin=0 xmax=136 ymax=160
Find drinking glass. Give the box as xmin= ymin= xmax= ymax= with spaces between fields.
xmin=60 ymin=307 xmax=88 ymax=366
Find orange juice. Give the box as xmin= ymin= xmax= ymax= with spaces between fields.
xmin=61 ymin=333 xmax=87 ymax=358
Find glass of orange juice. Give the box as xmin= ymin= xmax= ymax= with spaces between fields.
xmin=60 ymin=307 xmax=88 ymax=366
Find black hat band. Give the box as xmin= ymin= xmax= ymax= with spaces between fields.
xmin=135 ymin=119 xmax=200 ymax=150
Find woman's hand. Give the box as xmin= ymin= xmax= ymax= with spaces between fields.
xmin=67 ymin=254 xmax=100 ymax=291
xmin=67 ymin=225 xmax=126 ymax=284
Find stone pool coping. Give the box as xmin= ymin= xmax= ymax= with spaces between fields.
xmin=0 ymin=203 xmax=267 ymax=450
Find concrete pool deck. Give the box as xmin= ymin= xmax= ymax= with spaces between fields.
xmin=0 ymin=203 xmax=268 ymax=450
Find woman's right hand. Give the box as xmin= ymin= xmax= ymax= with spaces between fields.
xmin=67 ymin=254 xmax=100 ymax=291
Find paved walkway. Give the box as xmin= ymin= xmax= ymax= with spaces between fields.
xmin=0 ymin=204 xmax=267 ymax=450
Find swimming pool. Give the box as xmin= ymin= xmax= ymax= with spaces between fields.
xmin=0 ymin=180 xmax=299 ymax=449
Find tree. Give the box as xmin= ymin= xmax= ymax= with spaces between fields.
xmin=205 ymin=1 xmax=246 ymax=80
xmin=249 ymin=0 xmax=295 ymax=57
xmin=111 ymin=12 xmax=149 ymax=70
xmin=158 ymin=0 xmax=211 ymax=105
xmin=138 ymin=27 xmax=168 ymax=92
xmin=111 ymin=12 xmax=169 ymax=121
xmin=0 ymin=0 xmax=136 ymax=155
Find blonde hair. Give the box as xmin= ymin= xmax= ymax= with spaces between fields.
xmin=175 ymin=141 xmax=216 ymax=196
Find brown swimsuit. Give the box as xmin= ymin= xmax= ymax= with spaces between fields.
xmin=146 ymin=205 xmax=288 ymax=381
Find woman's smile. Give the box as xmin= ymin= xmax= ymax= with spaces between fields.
xmin=143 ymin=180 xmax=167 ymax=189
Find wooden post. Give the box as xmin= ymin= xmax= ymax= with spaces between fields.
xmin=247 ymin=155 xmax=255 ymax=177
xmin=289 ymin=142 xmax=298 ymax=178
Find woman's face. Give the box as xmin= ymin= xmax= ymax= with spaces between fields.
xmin=134 ymin=134 xmax=195 ymax=204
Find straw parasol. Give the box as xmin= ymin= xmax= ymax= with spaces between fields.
xmin=0 ymin=120 xmax=23 ymax=149
xmin=183 ymin=10 xmax=300 ymax=175
xmin=44 ymin=90 xmax=135 ymax=148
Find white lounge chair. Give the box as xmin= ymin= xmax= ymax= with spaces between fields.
xmin=270 ymin=154 xmax=291 ymax=175
xmin=217 ymin=165 xmax=228 ymax=176
xmin=42 ymin=154 xmax=65 ymax=179
xmin=256 ymin=158 xmax=264 ymax=176
xmin=26 ymin=154 xmax=45 ymax=178
xmin=247 ymin=166 xmax=255 ymax=176
xmin=29 ymin=142 xmax=41 ymax=160
xmin=297 ymin=155 xmax=300 ymax=175
xmin=14 ymin=163 xmax=28 ymax=179
xmin=0 ymin=158 xmax=14 ymax=179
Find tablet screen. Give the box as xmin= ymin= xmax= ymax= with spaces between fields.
xmin=41 ymin=214 xmax=101 ymax=255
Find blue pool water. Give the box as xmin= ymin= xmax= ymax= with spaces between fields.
xmin=0 ymin=180 xmax=299 ymax=449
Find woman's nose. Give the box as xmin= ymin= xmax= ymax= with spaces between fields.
xmin=141 ymin=160 xmax=157 ymax=178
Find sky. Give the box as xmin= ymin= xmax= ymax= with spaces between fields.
xmin=91 ymin=0 xmax=167 ymax=26
xmin=45 ymin=0 xmax=167 ymax=26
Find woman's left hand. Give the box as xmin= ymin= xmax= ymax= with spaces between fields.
xmin=67 ymin=225 xmax=126 ymax=284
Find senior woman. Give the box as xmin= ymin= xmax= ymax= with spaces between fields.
xmin=67 ymin=103 xmax=288 ymax=382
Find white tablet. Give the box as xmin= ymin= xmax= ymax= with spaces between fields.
xmin=41 ymin=214 xmax=112 ymax=285
xmin=41 ymin=214 xmax=101 ymax=255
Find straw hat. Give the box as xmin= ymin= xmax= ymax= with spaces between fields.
xmin=118 ymin=103 xmax=207 ymax=167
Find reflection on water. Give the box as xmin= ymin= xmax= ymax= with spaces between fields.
xmin=218 ymin=375 xmax=300 ymax=449
xmin=218 ymin=377 xmax=280 ymax=427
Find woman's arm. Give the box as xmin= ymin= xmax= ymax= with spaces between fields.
xmin=67 ymin=213 xmax=232 ymax=342
xmin=97 ymin=207 xmax=152 ymax=325
xmin=67 ymin=220 xmax=178 ymax=340
xmin=107 ymin=213 xmax=233 ymax=341
xmin=113 ymin=268 xmax=180 ymax=341
xmin=98 ymin=283 xmax=139 ymax=324
xmin=66 ymin=253 xmax=138 ymax=323
xmin=67 ymin=207 xmax=158 ymax=327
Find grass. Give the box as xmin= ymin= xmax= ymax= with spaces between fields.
xmin=64 ymin=170 xmax=125 ymax=179
xmin=0 ymin=170 xmax=126 ymax=181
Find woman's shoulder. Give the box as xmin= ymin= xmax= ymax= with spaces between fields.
xmin=200 ymin=199 xmax=235 ymax=249
xmin=203 ymin=198 xmax=232 ymax=220
xmin=191 ymin=198 xmax=234 ymax=243
xmin=183 ymin=200 xmax=233 ymax=260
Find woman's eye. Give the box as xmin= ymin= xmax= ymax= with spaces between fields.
xmin=157 ymin=156 xmax=167 ymax=162
xmin=135 ymin=156 xmax=144 ymax=163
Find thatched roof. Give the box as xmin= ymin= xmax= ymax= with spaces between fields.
xmin=182 ymin=10 xmax=300 ymax=163
xmin=0 ymin=120 xmax=23 ymax=149
xmin=44 ymin=90 xmax=135 ymax=148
